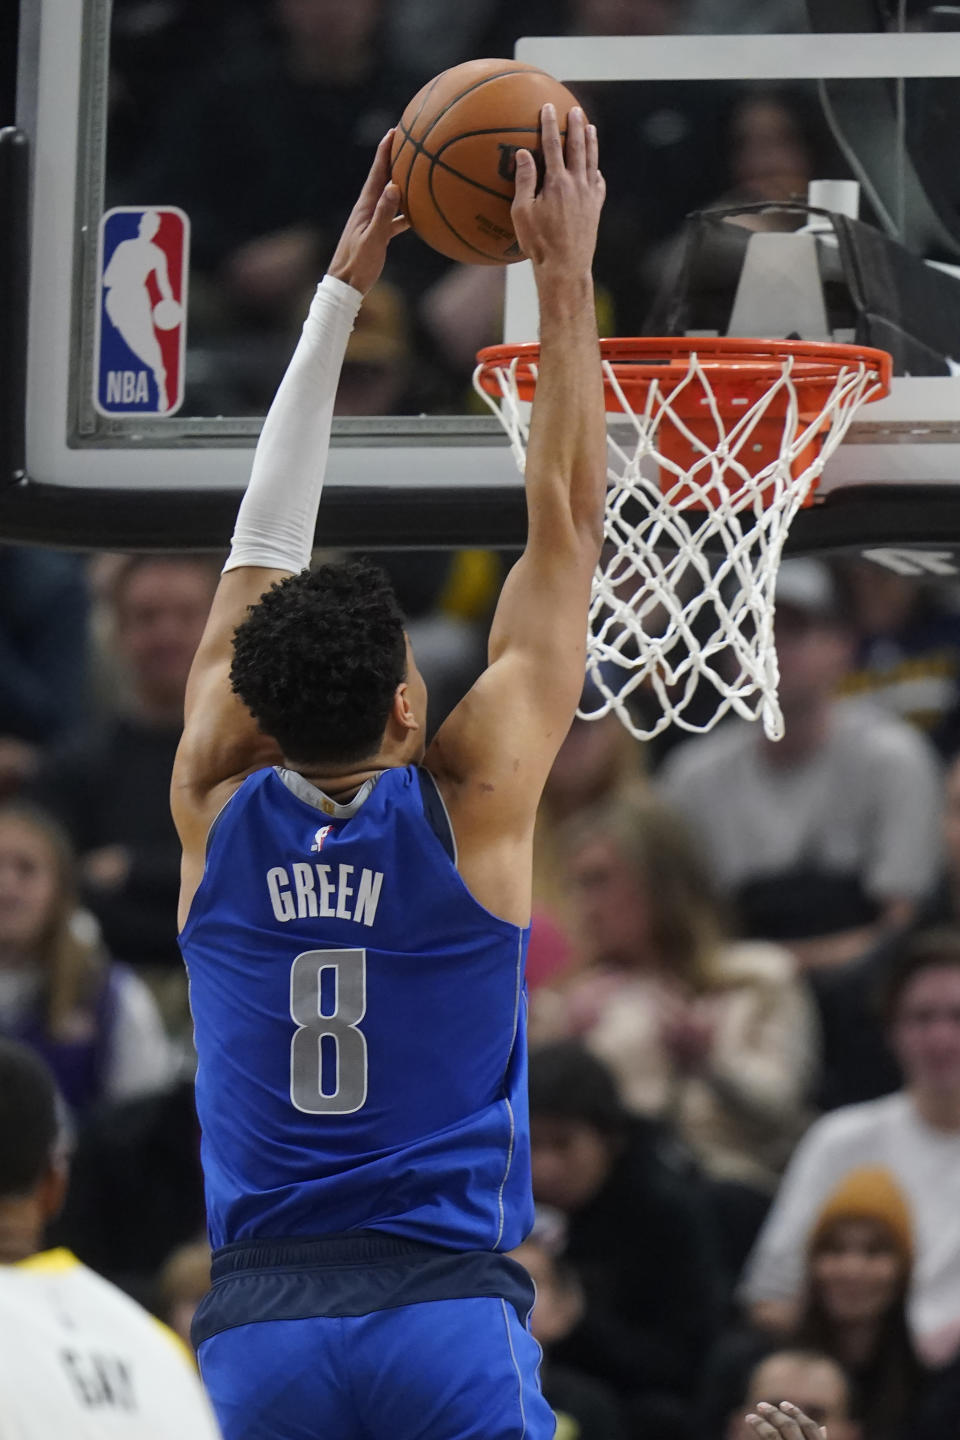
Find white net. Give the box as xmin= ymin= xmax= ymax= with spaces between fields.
xmin=474 ymin=345 xmax=888 ymax=742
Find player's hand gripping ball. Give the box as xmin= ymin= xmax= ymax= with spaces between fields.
xmin=390 ymin=58 xmax=584 ymax=265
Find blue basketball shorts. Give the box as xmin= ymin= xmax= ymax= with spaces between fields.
xmin=193 ymin=1234 xmax=556 ymax=1440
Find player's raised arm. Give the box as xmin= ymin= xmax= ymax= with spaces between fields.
xmin=171 ymin=134 xmax=408 ymax=865
xmin=426 ymin=104 xmax=607 ymax=911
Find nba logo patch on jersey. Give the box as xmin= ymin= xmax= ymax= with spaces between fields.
xmin=94 ymin=207 xmax=189 ymax=417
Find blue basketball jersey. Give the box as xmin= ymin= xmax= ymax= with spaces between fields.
xmin=180 ymin=765 xmax=533 ymax=1253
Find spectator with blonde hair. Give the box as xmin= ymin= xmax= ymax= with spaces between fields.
xmin=31 ymin=554 xmax=219 ymax=989
xmin=532 ymin=792 xmax=818 ymax=1273
xmin=0 ymin=802 xmax=171 ymax=1115
xmin=532 ymin=701 xmax=646 ymax=971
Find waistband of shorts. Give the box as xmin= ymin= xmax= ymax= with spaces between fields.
xmin=210 ymin=1232 xmax=457 ymax=1278
xmin=194 ymin=1232 xmax=535 ymax=1347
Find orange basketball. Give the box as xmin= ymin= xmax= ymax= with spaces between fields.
xmin=390 ymin=58 xmax=583 ymax=266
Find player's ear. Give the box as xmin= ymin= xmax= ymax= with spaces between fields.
xmin=391 ymin=681 xmax=420 ymax=734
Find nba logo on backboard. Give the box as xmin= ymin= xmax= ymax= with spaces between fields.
xmin=94 ymin=207 xmax=189 ymax=416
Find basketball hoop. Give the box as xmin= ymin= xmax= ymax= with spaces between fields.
xmin=474 ymin=337 xmax=892 ymax=742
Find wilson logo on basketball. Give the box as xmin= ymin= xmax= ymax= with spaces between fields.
xmin=497 ymin=144 xmax=520 ymax=182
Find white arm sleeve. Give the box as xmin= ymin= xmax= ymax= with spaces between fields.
xmin=223 ymin=273 xmax=364 ymax=576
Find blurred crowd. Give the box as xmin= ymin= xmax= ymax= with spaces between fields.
xmin=6 ymin=1 xmax=960 ymax=1438
xmin=99 ymin=0 xmax=960 ymax=422
xmin=103 ymin=0 xmax=872 ymax=417
xmin=7 ymin=536 xmax=960 ymax=1440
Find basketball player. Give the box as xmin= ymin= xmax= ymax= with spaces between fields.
xmin=172 ymin=105 xmax=606 ymax=1439
xmin=0 ymin=1039 xmax=221 ymax=1438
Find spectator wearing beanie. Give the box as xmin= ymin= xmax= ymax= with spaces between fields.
xmin=700 ymin=1168 xmax=925 ymax=1439
xmin=741 ymin=929 xmax=960 ymax=1365
xmin=793 ymin=1167 xmax=926 ymax=1440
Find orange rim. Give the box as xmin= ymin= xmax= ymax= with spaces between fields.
xmin=475 ymin=336 xmax=893 ymax=411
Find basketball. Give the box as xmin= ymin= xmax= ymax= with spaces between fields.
xmin=390 ymin=58 xmax=583 ymax=266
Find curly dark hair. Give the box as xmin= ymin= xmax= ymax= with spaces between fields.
xmin=230 ymin=559 xmax=407 ymax=764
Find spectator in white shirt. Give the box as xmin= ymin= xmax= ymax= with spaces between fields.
xmin=740 ymin=928 xmax=960 ymax=1366
xmin=660 ymin=560 xmax=942 ymax=970
xmin=0 ymin=1038 xmax=220 ymax=1439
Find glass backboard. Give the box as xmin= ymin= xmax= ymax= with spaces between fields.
xmin=9 ymin=1 xmax=960 ymax=559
